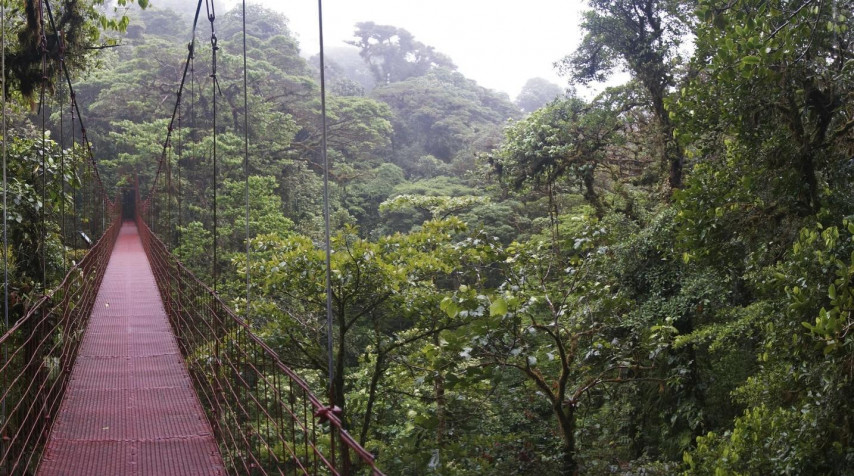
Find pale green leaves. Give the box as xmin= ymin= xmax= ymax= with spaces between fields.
xmin=740 ymin=55 xmax=761 ymax=65
xmin=379 ymin=194 xmax=489 ymax=219
xmin=489 ymin=296 xmax=508 ymax=317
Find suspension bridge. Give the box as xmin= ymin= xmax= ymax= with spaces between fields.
xmin=0 ymin=0 xmax=383 ymax=474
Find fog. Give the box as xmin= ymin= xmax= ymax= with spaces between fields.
xmin=217 ymin=0 xmax=584 ymax=98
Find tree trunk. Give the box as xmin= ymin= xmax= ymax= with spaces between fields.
xmin=665 ymin=132 xmax=684 ymax=190
xmin=650 ymin=88 xmax=683 ymax=190
xmin=582 ymin=167 xmax=603 ymax=217
xmin=359 ymin=351 xmax=384 ymax=446
xmin=796 ymin=150 xmax=819 ymax=215
xmin=434 ymin=331 xmax=446 ymax=463
xmin=555 ymin=405 xmax=578 ymax=476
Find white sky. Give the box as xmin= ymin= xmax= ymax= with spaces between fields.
xmin=222 ymin=0 xmax=587 ymax=99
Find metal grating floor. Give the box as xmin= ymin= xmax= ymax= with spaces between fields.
xmin=38 ymin=222 xmax=225 ymax=475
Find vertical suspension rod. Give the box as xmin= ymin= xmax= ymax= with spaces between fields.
xmin=38 ymin=0 xmax=48 ymax=292
xmin=1 ymin=0 xmax=9 ymax=452
xmin=206 ymin=0 xmax=220 ymax=291
xmin=317 ymin=0 xmax=336 ymax=407
xmin=58 ymin=31 xmax=66 ymax=271
xmin=242 ymin=0 xmax=250 ymax=322
xmin=177 ymin=86 xmax=183 ymax=237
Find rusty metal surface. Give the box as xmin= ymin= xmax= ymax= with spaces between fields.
xmin=37 ymin=222 xmax=225 ymax=476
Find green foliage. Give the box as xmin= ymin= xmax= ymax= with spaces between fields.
xmin=673 ymin=157 xmax=785 ymax=270
xmin=392 ymin=176 xmax=477 ymax=197
xmin=561 ymin=0 xmax=691 ymax=188
xmin=341 ymin=163 xmax=404 ymax=231
xmin=4 ymin=135 xmax=84 ymax=302
xmin=796 ymin=221 xmax=854 ymax=356
xmin=379 ymin=194 xmax=489 ymax=219
xmin=496 ymin=92 xmax=628 ymax=217
xmin=318 ymin=95 xmax=394 ymax=167
xmin=20 ymin=1 xmax=852 ymax=474
xmin=371 ymin=69 xmax=519 ymax=175
xmin=2 ymin=0 xmax=148 ymax=99
xmin=675 ymin=0 xmax=853 ymax=213
xmin=687 ymin=405 xmax=819 ymax=475
xmin=562 ymin=0 xmax=690 ymax=88
xmin=218 ymin=176 xmax=293 ymax=249
xmin=439 ymin=215 xmax=648 ymax=474
xmin=680 ymin=219 xmax=854 ymax=473
xmin=174 ymin=221 xmax=212 ymax=281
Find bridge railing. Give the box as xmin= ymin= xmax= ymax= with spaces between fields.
xmin=0 ymin=201 xmax=121 ymax=475
xmin=135 ymin=214 xmax=384 ymax=476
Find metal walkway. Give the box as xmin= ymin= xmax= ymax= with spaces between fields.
xmin=38 ymin=222 xmax=225 ymax=475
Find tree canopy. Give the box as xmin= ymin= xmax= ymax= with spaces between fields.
xmin=5 ymin=1 xmax=853 ymax=474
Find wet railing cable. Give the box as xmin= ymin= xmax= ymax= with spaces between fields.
xmin=0 ymin=210 xmax=121 ymax=473
xmin=135 ymin=212 xmax=385 ymax=475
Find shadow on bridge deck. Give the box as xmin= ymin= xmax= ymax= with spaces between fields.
xmin=37 ymin=222 xmax=225 ymax=476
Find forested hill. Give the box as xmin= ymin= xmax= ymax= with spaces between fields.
xmin=6 ymin=0 xmax=854 ymax=474
xmin=75 ymin=5 xmax=522 ymax=242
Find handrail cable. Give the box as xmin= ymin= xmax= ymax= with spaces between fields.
xmin=137 ymin=221 xmax=385 ymax=474
xmin=0 ymin=212 xmax=120 ymax=473
xmin=166 ymin=129 xmax=172 ymax=246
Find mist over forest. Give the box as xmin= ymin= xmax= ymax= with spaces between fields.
xmin=1 ymin=0 xmax=852 ymax=474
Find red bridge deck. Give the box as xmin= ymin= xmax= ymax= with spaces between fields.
xmin=38 ymin=222 xmax=225 ymax=475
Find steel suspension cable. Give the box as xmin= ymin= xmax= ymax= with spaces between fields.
xmin=44 ymin=0 xmax=110 ymax=206
xmin=141 ymin=0 xmax=204 ymax=203
xmin=58 ymin=32 xmax=66 ymax=271
xmin=187 ymin=54 xmax=196 ymax=251
xmin=205 ymin=0 xmax=220 ymax=291
xmin=166 ymin=135 xmax=172 ymax=246
xmin=316 ymin=0 xmax=336 ymax=406
xmin=177 ymin=82 xmax=183 ymax=236
xmin=190 ymin=41 xmax=196 ymax=216
xmin=242 ymin=0 xmax=250 ymax=322
xmin=39 ymin=0 xmax=48 ymax=293
xmin=1 ymin=0 xmax=8 ymax=452
xmin=70 ymin=79 xmax=77 ymax=247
